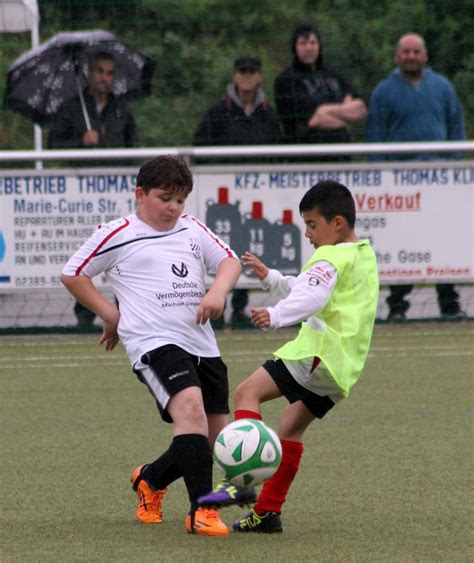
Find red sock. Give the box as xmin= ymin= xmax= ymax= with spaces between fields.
xmin=255 ymin=439 xmax=304 ymax=515
xmin=234 ymin=409 xmax=262 ymax=420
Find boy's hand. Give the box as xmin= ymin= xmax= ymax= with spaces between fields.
xmin=242 ymin=252 xmax=269 ymax=280
xmin=99 ymin=309 xmax=120 ymax=351
xmin=251 ymin=307 xmax=271 ymax=329
xmin=196 ymin=290 xmax=226 ymax=325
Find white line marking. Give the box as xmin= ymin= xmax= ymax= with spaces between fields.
xmin=0 ymin=350 xmax=472 ymax=370
xmin=0 ymin=328 xmax=472 ymax=348
xmin=0 ymin=345 xmax=471 ymax=364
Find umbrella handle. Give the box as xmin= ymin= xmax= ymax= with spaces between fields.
xmin=75 ymin=75 xmax=92 ymax=130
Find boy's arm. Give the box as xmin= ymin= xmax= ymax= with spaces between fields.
xmin=261 ymin=269 xmax=297 ymax=298
xmin=242 ymin=251 xmax=296 ymax=298
xmin=251 ymin=261 xmax=338 ymax=330
xmin=195 ymin=257 xmax=241 ymax=325
xmin=61 ymin=274 xmax=120 ymax=351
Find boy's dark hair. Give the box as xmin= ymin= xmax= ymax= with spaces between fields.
xmin=136 ymin=155 xmax=194 ymax=195
xmin=299 ymin=181 xmax=355 ymax=228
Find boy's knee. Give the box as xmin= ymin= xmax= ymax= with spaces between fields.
xmin=169 ymin=389 xmax=206 ymax=426
xmin=234 ymin=380 xmax=252 ymax=403
xmin=182 ymin=398 xmax=206 ymax=423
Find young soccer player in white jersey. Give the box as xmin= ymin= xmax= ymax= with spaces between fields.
xmin=199 ymin=181 xmax=379 ymax=533
xmin=61 ymin=155 xmax=241 ymax=536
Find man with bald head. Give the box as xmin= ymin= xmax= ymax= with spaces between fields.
xmin=367 ymin=33 xmax=465 ymax=156
xmin=366 ymin=33 xmax=466 ymax=320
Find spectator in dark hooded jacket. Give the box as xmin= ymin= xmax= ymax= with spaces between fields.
xmin=274 ymin=22 xmax=366 ymax=159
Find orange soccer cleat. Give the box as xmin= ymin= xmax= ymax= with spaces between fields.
xmin=131 ymin=465 xmax=167 ymax=524
xmin=185 ymin=507 xmax=229 ymax=536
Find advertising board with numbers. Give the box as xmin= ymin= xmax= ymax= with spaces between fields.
xmin=0 ymin=162 xmax=472 ymax=289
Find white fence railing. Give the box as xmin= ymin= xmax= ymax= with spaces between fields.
xmin=1 ymin=146 xmax=473 ymax=325
xmin=0 ymin=140 xmax=473 ymax=162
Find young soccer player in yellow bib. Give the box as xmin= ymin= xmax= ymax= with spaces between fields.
xmin=199 ymin=180 xmax=379 ymax=533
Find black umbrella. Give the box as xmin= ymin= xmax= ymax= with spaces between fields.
xmin=3 ymin=29 xmax=156 ymax=126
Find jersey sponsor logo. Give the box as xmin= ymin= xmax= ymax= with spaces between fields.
xmin=308 ymin=277 xmax=320 ymax=286
xmin=172 ymin=262 xmax=188 ymax=278
xmin=306 ymin=265 xmax=333 ymax=285
xmin=188 ymin=237 xmax=201 ymax=259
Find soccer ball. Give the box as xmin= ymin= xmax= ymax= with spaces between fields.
xmin=213 ymin=419 xmax=282 ymax=487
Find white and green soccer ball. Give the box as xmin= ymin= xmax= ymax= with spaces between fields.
xmin=213 ymin=419 xmax=282 ymax=487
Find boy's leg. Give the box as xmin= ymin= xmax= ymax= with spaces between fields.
xmin=147 ymin=387 xmax=228 ymax=536
xmin=167 ymin=388 xmax=229 ymax=536
xmin=231 ymin=402 xmax=313 ymax=533
xmin=136 ymin=387 xmax=208 ymax=500
xmin=234 ymin=365 xmax=284 ymax=412
xmin=198 ymin=366 xmax=282 ymax=508
xmin=207 ymin=413 xmax=229 ymax=448
xmin=199 ymin=355 xmax=230 ymax=447
xmin=228 ymin=402 xmax=312 ymax=533
xmin=165 ymin=386 xmax=213 ymax=506
xmin=132 ymin=346 xmax=228 ymax=535
xmin=253 ymin=401 xmax=313 ymax=515
xmin=231 ymin=359 xmax=338 ymax=532
xmin=133 ymin=386 xmax=212 ymax=524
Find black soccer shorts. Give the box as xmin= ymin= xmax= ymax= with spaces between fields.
xmin=134 ymin=344 xmax=229 ymax=423
xmin=263 ymin=358 xmax=335 ymax=419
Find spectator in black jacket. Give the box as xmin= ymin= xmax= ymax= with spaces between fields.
xmin=49 ymin=51 xmax=139 ymax=327
xmin=193 ymin=57 xmax=280 ymax=327
xmin=274 ymin=22 xmax=366 ymax=160
xmin=48 ymin=51 xmax=139 ymax=152
xmin=194 ymin=57 xmax=280 ymax=151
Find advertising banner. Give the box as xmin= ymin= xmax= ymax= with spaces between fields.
xmin=0 ymin=162 xmax=472 ymax=289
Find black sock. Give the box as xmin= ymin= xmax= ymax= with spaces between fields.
xmin=169 ymin=433 xmax=213 ymax=509
xmin=142 ymin=448 xmax=181 ymax=491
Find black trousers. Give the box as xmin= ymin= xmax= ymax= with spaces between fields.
xmin=74 ymin=301 xmax=96 ymax=324
xmin=387 ymin=284 xmax=461 ymax=315
xmin=231 ymin=288 xmax=249 ymax=313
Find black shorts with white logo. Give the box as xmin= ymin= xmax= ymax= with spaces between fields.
xmin=134 ymin=344 xmax=229 ymax=423
xmin=263 ymin=358 xmax=335 ymax=419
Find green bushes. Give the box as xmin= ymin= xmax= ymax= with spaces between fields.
xmin=1 ymin=0 xmax=471 ymax=150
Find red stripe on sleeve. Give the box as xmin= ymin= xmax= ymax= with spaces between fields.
xmin=190 ymin=216 xmax=234 ymax=257
xmin=75 ymin=218 xmax=130 ymax=275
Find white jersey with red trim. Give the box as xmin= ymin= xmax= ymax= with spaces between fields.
xmin=62 ymin=213 xmax=238 ymax=363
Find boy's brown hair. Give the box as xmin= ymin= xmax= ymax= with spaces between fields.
xmin=136 ymin=155 xmax=193 ymax=195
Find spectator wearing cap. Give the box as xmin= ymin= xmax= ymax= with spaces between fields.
xmin=193 ymin=56 xmax=280 ymax=328
xmin=274 ymin=22 xmax=366 ymax=160
xmin=193 ymin=56 xmax=280 ymax=151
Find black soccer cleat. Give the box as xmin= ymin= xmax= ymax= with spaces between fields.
xmin=232 ymin=509 xmax=283 ymax=533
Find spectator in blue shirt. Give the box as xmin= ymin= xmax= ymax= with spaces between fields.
xmin=367 ymin=33 xmax=466 ymax=320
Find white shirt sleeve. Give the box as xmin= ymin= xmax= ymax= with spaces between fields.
xmin=266 ymin=260 xmax=338 ymax=329
xmin=260 ymin=269 xmax=297 ymax=298
xmin=192 ymin=216 xmax=238 ymax=271
xmin=62 ymin=219 xmax=127 ymax=278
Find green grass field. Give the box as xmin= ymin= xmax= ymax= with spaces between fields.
xmin=1 ymin=324 xmax=473 ymax=562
